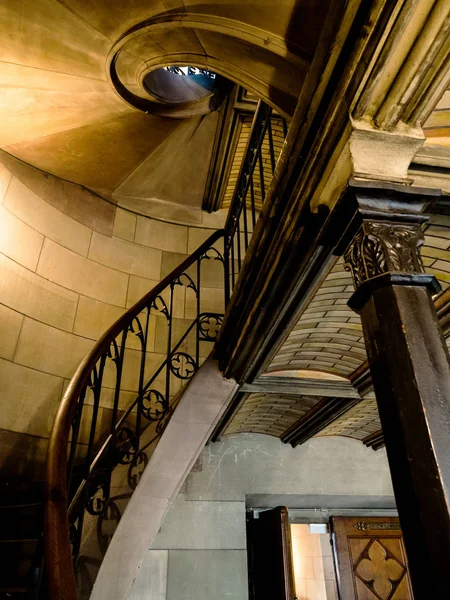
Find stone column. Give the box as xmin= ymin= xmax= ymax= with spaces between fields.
xmin=341 ymin=185 xmax=450 ymax=598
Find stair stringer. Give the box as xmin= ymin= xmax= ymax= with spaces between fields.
xmin=90 ymin=356 xmax=238 ymax=600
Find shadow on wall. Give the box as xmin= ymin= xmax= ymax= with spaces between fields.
xmin=0 ymin=379 xmax=63 ymax=479
xmin=267 ymin=0 xmax=331 ymax=114
xmin=0 ymin=429 xmax=47 ymax=479
xmin=0 ymin=150 xmax=116 ymax=236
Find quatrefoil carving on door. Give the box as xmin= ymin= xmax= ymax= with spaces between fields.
xmin=355 ymin=539 xmax=406 ymax=600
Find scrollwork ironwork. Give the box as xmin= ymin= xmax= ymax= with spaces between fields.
xmin=169 ymin=352 xmax=197 ymax=379
xmin=87 ymin=369 xmax=95 ymax=392
xmin=129 ymin=316 xmax=145 ymax=345
xmin=45 ymin=226 xmax=226 ymax=593
xmin=86 ymin=470 xmax=110 ymax=516
xmin=344 ymin=220 xmax=425 ymax=289
xmin=172 ymin=272 xmax=197 ymax=293
xmin=200 ymin=247 xmax=224 ymax=263
xmin=113 ymin=427 xmax=138 ymax=465
xmin=106 ymin=338 xmax=120 ymax=365
xmin=150 ymin=295 xmax=170 ymax=320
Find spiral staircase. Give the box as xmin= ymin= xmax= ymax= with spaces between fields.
xmin=0 ymin=0 xmax=328 ymax=210
xmin=1 ymin=1 xmax=449 ymax=599
xmin=1 ymin=0 xmax=298 ymax=587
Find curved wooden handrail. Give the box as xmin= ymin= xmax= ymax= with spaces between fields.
xmin=44 ymin=229 xmax=224 ymax=600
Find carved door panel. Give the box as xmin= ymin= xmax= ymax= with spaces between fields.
xmin=247 ymin=506 xmax=296 ymax=600
xmin=331 ymin=517 xmax=413 ymax=600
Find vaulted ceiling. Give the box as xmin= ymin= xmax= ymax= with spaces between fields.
xmin=223 ymin=209 xmax=450 ymax=448
xmin=3 ymin=1 xmax=449 ymax=452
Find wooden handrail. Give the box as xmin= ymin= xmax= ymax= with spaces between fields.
xmin=44 ymin=229 xmax=224 ymax=600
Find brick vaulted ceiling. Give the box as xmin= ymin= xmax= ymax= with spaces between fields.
xmin=222 ymin=79 xmax=450 ymax=447
xmin=269 ymin=213 xmax=450 ymax=379
xmin=225 ymin=211 xmax=450 ymax=444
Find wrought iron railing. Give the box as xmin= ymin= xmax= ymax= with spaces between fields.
xmin=44 ymin=100 xmax=288 ymax=600
xmin=223 ymin=101 xmax=288 ymax=303
xmin=44 ymin=230 xmax=225 ymax=600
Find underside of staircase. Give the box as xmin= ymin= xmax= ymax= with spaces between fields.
xmin=1 ymin=2 xmax=449 ymax=599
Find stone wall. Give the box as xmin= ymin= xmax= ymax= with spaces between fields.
xmin=0 ymin=159 xmax=225 ymax=478
xmin=128 ymin=433 xmax=394 ymax=600
xmin=291 ymin=524 xmax=338 ymax=600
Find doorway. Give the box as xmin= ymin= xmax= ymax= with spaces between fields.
xmin=291 ymin=523 xmax=337 ymax=600
xmin=247 ymin=508 xmax=413 ymax=600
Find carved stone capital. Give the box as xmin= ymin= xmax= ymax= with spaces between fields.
xmin=344 ymin=220 xmax=425 ymax=289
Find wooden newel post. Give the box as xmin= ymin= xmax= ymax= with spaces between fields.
xmin=336 ymin=184 xmax=450 ymax=598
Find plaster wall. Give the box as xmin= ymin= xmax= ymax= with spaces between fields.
xmin=128 ymin=433 xmax=394 ymax=600
xmin=0 ymin=160 xmax=225 ymax=478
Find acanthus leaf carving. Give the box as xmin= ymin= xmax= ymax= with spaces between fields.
xmin=344 ymin=220 xmax=425 ymax=289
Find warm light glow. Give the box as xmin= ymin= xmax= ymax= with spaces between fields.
xmin=264 ymin=369 xmax=348 ymax=382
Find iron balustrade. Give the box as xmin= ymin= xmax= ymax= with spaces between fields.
xmin=44 ymin=230 xmax=225 ymax=600
xmin=223 ymin=101 xmax=288 ymax=304
xmin=44 ymin=101 xmax=288 ymax=600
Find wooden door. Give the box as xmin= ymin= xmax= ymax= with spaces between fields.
xmin=247 ymin=506 xmax=296 ymax=600
xmin=331 ymin=517 xmax=413 ymax=600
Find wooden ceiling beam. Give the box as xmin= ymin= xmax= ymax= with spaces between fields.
xmin=280 ymin=397 xmax=359 ymax=447
xmin=216 ymin=0 xmax=411 ymax=382
xmin=241 ymin=376 xmax=360 ymax=398
xmin=362 ymin=430 xmax=385 ymax=451
xmin=216 ymin=0 xmax=450 ymax=385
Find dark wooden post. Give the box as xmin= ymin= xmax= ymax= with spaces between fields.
xmin=338 ymin=184 xmax=450 ymax=598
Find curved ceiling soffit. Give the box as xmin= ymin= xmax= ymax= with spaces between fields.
xmin=264 ymin=369 xmax=352 ymax=382
xmin=268 ymin=259 xmax=367 ymax=379
xmin=223 ymin=392 xmax=323 ymax=438
xmin=106 ymin=13 xmax=311 ymax=118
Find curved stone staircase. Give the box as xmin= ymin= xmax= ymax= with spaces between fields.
xmin=0 ymin=43 xmax=282 ymax=591
xmin=42 ymin=229 xmax=230 ymax=600
xmin=2 ymin=3 xmax=449 ymax=600
xmin=0 ymin=0 xmax=324 ymax=215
